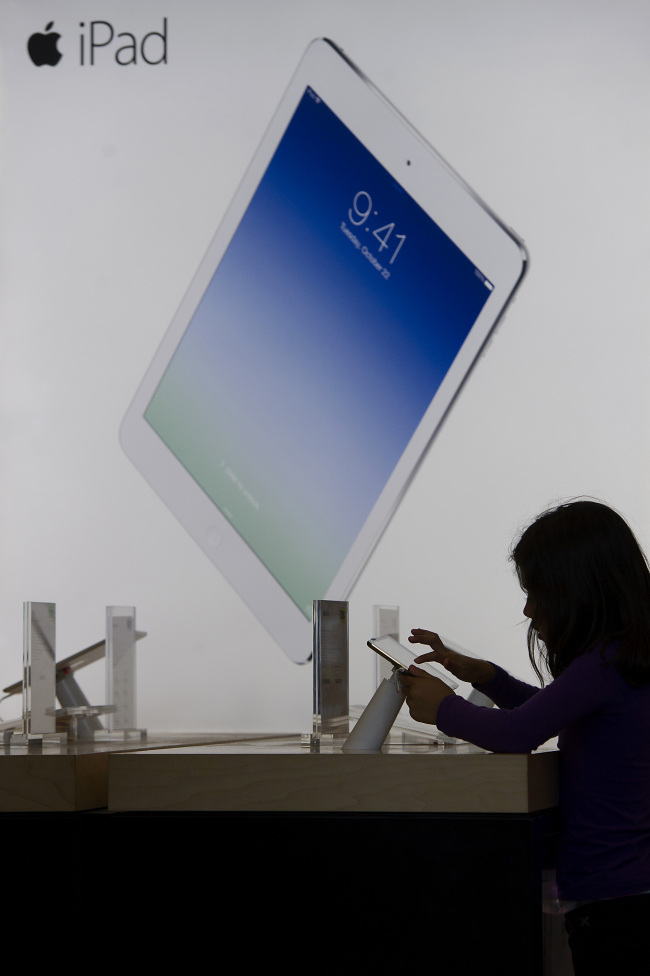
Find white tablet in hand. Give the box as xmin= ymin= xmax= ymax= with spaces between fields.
xmin=120 ymin=39 xmax=528 ymax=664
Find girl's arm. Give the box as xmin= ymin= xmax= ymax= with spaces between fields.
xmin=471 ymin=664 xmax=541 ymax=710
xmin=436 ymin=649 xmax=613 ymax=753
xmin=408 ymin=629 xmax=540 ymax=708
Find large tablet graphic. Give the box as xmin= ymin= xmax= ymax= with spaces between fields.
xmin=120 ymin=39 xmax=528 ymax=664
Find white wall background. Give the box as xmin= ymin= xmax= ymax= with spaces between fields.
xmin=1 ymin=0 xmax=648 ymax=731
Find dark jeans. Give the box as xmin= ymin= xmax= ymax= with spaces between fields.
xmin=564 ymin=893 xmax=650 ymax=975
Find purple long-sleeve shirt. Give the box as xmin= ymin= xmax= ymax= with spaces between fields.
xmin=436 ymin=645 xmax=650 ymax=901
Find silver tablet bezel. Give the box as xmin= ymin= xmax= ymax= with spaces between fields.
xmin=120 ymin=38 xmax=528 ymax=664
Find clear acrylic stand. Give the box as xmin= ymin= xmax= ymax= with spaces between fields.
xmin=373 ymin=604 xmax=399 ymax=687
xmin=306 ymin=600 xmax=349 ymax=751
xmin=7 ymin=603 xmax=67 ymax=749
xmin=96 ymin=606 xmax=146 ymax=742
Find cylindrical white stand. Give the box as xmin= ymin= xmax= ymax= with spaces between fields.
xmin=343 ymin=669 xmax=405 ymax=752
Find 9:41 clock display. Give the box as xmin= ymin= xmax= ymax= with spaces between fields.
xmin=348 ymin=191 xmax=406 ymax=265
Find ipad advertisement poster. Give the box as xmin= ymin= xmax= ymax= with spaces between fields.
xmin=1 ymin=2 xmax=648 ymax=732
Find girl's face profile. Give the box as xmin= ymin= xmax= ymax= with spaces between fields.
xmin=523 ymin=593 xmax=546 ymax=642
xmin=523 ymin=594 xmax=535 ymax=626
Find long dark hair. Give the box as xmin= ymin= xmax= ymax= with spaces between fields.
xmin=510 ymin=500 xmax=650 ymax=685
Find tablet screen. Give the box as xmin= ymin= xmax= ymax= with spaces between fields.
xmin=143 ymin=85 xmax=494 ymax=619
xmin=368 ymin=636 xmax=458 ymax=689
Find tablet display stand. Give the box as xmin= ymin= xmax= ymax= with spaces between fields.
xmin=23 ymin=602 xmax=56 ymax=735
xmin=307 ymin=600 xmax=349 ymax=750
xmin=5 ymin=602 xmax=67 ymax=748
xmin=343 ymin=666 xmax=406 ymax=752
xmin=370 ymin=604 xmax=426 ymax=738
xmin=349 ymin=624 xmax=469 ymax=748
xmin=95 ymin=606 xmax=146 ymax=742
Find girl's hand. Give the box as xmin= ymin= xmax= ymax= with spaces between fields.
xmin=398 ymin=666 xmax=454 ymax=726
xmin=408 ymin=629 xmax=495 ymax=686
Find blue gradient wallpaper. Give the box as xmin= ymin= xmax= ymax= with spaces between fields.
xmin=145 ymin=87 xmax=491 ymax=617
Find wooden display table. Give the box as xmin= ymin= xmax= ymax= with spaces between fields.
xmin=107 ymin=736 xmax=559 ymax=813
xmin=0 ymin=733 xmax=279 ymax=812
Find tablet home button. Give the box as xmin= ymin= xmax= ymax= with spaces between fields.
xmin=205 ymin=526 xmax=221 ymax=548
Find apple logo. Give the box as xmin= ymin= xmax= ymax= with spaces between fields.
xmin=27 ymin=22 xmax=62 ymax=66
